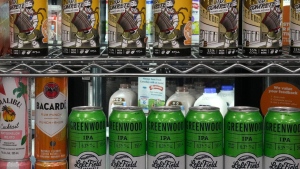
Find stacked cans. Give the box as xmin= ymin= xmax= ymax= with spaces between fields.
xmin=0 ymin=70 xmax=32 ymax=168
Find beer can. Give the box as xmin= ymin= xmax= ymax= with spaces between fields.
xmin=109 ymin=106 xmax=146 ymax=169
xmin=0 ymin=69 xmax=31 ymax=160
xmin=62 ymin=0 xmax=100 ymax=56
xmin=290 ymin=1 xmax=300 ymax=55
xmin=147 ymin=106 xmax=185 ymax=169
xmin=35 ymin=160 xmax=67 ymax=169
xmin=69 ymin=106 xmax=106 ymax=169
xmin=199 ymin=0 xmax=239 ymax=56
xmin=9 ymin=0 xmax=48 ymax=57
xmin=108 ymin=0 xmax=146 ymax=57
xmin=186 ymin=106 xmax=223 ymax=169
xmin=35 ymin=70 xmax=68 ymax=160
xmin=242 ymin=0 xmax=282 ymax=56
xmin=0 ymin=159 xmax=31 ymax=169
xmin=224 ymin=106 xmax=263 ymax=169
xmin=264 ymin=107 xmax=300 ymax=168
xmin=153 ymin=0 xmax=192 ymax=57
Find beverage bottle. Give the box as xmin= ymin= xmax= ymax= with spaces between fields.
xmin=218 ymin=85 xmax=235 ymax=107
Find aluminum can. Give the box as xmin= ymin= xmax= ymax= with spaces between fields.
xmin=35 ymin=160 xmax=67 ymax=169
xmin=62 ymin=0 xmax=100 ymax=56
xmin=264 ymin=107 xmax=300 ymax=168
xmin=224 ymin=106 xmax=263 ymax=169
xmin=69 ymin=106 xmax=106 ymax=169
xmin=0 ymin=69 xmax=31 ymax=160
xmin=0 ymin=159 xmax=31 ymax=169
xmin=147 ymin=106 xmax=185 ymax=169
xmin=108 ymin=0 xmax=146 ymax=57
xmin=243 ymin=0 xmax=282 ymax=56
xmin=290 ymin=1 xmax=300 ymax=55
xmin=9 ymin=0 xmax=48 ymax=56
xmin=199 ymin=0 xmax=239 ymax=56
xmin=35 ymin=70 xmax=68 ymax=160
xmin=186 ymin=106 xmax=223 ymax=169
xmin=153 ymin=0 xmax=192 ymax=57
xmin=109 ymin=106 xmax=146 ymax=169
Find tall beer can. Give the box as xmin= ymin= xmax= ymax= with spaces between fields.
xmin=108 ymin=0 xmax=146 ymax=57
xmin=199 ymin=0 xmax=239 ymax=56
xmin=153 ymin=0 xmax=192 ymax=57
xmin=62 ymin=0 xmax=100 ymax=56
xmin=0 ymin=69 xmax=31 ymax=160
xmin=243 ymin=0 xmax=283 ymax=56
xmin=264 ymin=107 xmax=300 ymax=168
xmin=9 ymin=0 xmax=48 ymax=56
xmin=35 ymin=70 xmax=68 ymax=161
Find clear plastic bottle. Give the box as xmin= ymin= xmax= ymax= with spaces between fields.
xmin=194 ymin=88 xmax=228 ymax=116
xmin=218 ymin=85 xmax=235 ymax=107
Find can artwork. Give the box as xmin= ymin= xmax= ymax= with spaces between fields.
xmin=69 ymin=106 xmax=106 ymax=169
xmin=264 ymin=107 xmax=300 ymax=168
xmin=9 ymin=0 xmax=48 ymax=56
xmin=62 ymin=0 xmax=100 ymax=56
xmin=0 ymin=70 xmax=31 ymax=160
xmin=35 ymin=160 xmax=68 ymax=169
xmin=243 ymin=0 xmax=283 ymax=56
xmin=199 ymin=0 xmax=239 ymax=56
xmin=109 ymin=106 xmax=146 ymax=169
xmin=108 ymin=0 xmax=146 ymax=56
xmin=224 ymin=107 xmax=263 ymax=169
xmin=0 ymin=159 xmax=31 ymax=169
xmin=35 ymin=70 xmax=68 ymax=160
xmin=290 ymin=0 xmax=300 ymax=55
xmin=147 ymin=106 xmax=185 ymax=169
xmin=186 ymin=106 xmax=223 ymax=169
xmin=153 ymin=0 xmax=192 ymax=57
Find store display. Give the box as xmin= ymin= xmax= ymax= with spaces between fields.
xmin=35 ymin=70 xmax=68 ymax=160
xmin=218 ymin=85 xmax=235 ymax=107
xmin=166 ymin=86 xmax=195 ymax=116
xmin=264 ymin=107 xmax=300 ymax=168
xmin=35 ymin=160 xmax=67 ymax=169
xmin=147 ymin=106 xmax=185 ymax=169
xmin=68 ymin=106 xmax=106 ymax=169
xmin=9 ymin=0 xmax=48 ymax=57
xmin=290 ymin=0 xmax=300 ymax=55
xmin=108 ymin=0 xmax=146 ymax=56
xmin=62 ymin=0 xmax=100 ymax=56
xmin=109 ymin=106 xmax=146 ymax=169
xmin=243 ymin=0 xmax=282 ymax=56
xmin=224 ymin=107 xmax=263 ymax=169
xmin=153 ymin=0 xmax=192 ymax=57
xmin=199 ymin=0 xmax=238 ymax=56
xmin=186 ymin=106 xmax=223 ymax=169
xmin=0 ymin=159 xmax=31 ymax=169
xmin=0 ymin=69 xmax=31 ymax=160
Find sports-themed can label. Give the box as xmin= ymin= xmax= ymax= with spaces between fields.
xmin=35 ymin=70 xmax=68 ymax=161
xmin=224 ymin=107 xmax=263 ymax=169
xmin=186 ymin=106 xmax=223 ymax=169
xmin=243 ymin=0 xmax=283 ymax=56
xmin=153 ymin=0 xmax=192 ymax=57
xmin=199 ymin=0 xmax=239 ymax=56
xmin=0 ymin=70 xmax=31 ymax=160
xmin=9 ymin=0 xmax=48 ymax=56
xmin=109 ymin=106 xmax=146 ymax=169
xmin=35 ymin=160 xmax=67 ymax=169
xmin=290 ymin=0 xmax=300 ymax=55
xmin=62 ymin=0 xmax=100 ymax=56
xmin=0 ymin=159 xmax=31 ymax=169
xmin=264 ymin=107 xmax=300 ymax=168
xmin=108 ymin=0 xmax=146 ymax=56
xmin=69 ymin=106 xmax=106 ymax=169
xmin=147 ymin=106 xmax=185 ymax=169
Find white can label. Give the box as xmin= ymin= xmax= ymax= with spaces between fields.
xmin=147 ymin=152 xmax=185 ymax=169
xmin=110 ymin=152 xmax=145 ymax=169
xmin=264 ymin=154 xmax=300 ymax=169
xmin=69 ymin=152 xmax=106 ymax=169
xmin=186 ymin=153 xmax=223 ymax=169
xmin=225 ymin=153 xmax=262 ymax=169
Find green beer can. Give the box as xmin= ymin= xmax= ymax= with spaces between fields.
xmin=147 ymin=106 xmax=185 ymax=169
xmin=224 ymin=106 xmax=263 ymax=169
xmin=186 ymin=106 xmax=223 ymax=169
xmin=109 ymin=106 xmax=146 ymax=169
xmin=68 ymin=106 xmax=107 ymax=169
xmin=264 ymin=107 xmax=300 ymax=168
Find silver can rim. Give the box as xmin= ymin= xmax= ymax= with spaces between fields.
xmin=72 ymin=106 xmax=103 ymax=111
xmin=151 ymin=106 xmax=181 ymax=112
xmin=112 ymin=106 xmax=142 ymax=112
xmin=44 ymin=69 xmax=67 ymax=74
xmin=268 ymin=107 xmax=300 ymax=113
xmin=189 ymin=106 xmax=220 ymax=112
xmin=228 ymin=106 xmax=259 ymax=113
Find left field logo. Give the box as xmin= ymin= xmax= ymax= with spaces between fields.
xmin=2 ymin=105 xmax=16 ymax=122
xmin=44 ymin=82 xmax=60 ymax=99
xmin=74 ymin=153 xmax=102 ymax=169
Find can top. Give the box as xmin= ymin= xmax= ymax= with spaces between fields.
xmin=45 ymin=69 xmax=67 ymax=74
xmin=228 ymin=106 xmax=259 ymax=112
xmin=8 ymin=69 xmax=29 ymax=74
xmin=189 ymin=106 xmax=220 ymax=112
xmin=113 ymin=106 xmax=142 ymax=111
xmin=268 ymin=107 xmax=300 ymax=113
xmin=72 ymin=106 xmax=103 ymax=111
xmin=151 ymin=106 xmax=181 ymax=112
